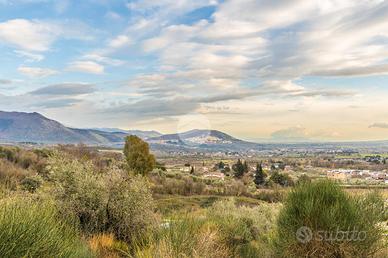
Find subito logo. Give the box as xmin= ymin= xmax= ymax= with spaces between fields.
xmin=296 ymin=226 xmax=313 ymax=243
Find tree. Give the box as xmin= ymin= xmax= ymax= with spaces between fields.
xmin=253 ymin=163 xmax=266 ymax=187
xmin=243 ymin=160 xmax=249 ymax=173
xmin=232 ymin=159 xmax=245 ymax=178
xmin=124 ymin=135 xmax=156 ymax=176
xmin=217 ymin=161 xmax=225 ymax=169
xmin=190 ymin=166 xmax=195 ymax=174
xmin=269 ymin=171 xmax=294 ymax=187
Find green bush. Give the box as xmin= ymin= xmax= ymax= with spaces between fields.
xmin=275 ymin=180 xmax=385 ymax=258
xmin=106 ymin=175 xmax=158 ymax=243
xmin=48 ymin=152 xmax=108 ymax=234
xmin=20 ymin=175 xmax=42 ymax=193
xmin=47 ymin=152 xmax=158 ymax=243
xmin=0 ymin=197 xmax=92 ymax=258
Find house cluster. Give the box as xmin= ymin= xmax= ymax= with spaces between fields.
xmin=327 ymin=169 xmax=388 ymax=183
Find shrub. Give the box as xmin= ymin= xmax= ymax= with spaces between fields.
xmin=207 ymin=199 xmax=280 ymax=256
xmin=47 ymin=152 xmax=158 ymax=244
xmin=133 ymin=217 xmax=230 ymax=258
xmin=48 ymin=153 xmax=108 ymax=234
xmin=275 ymin=180 xmax=385 ymax=258
xmin=0 ymin=159 xmax=31 ymax=190
xmin=20 ymin=175 xmax=42 ymax=192
xmin=269 ymin=171 xmax=294 ymax=186
xmin=0 ymin=197 xmax=92 ymax=258
xmin=106 ymin=176 xmax=158 ymax=243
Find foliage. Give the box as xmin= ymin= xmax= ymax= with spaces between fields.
xmin=124 ymin=135 xmax=156 ymax=175
xmin=133 ymin=217 xmax=230 ymax=258
xmin=296 ymin=174 xmax=311 ymax=185
xmin=233 ymin=159 xmax=248 ymax=178
xmin=269 ymin=171 xmax=294 ymax=186
xmin=47 ymin=152 xmax=158 ymax=243
xmin=254 ymin=162 xmax=267 ymax=187
xmin=106 ymin=175 xmax=158 ymax=243
xmin=20 ymin=175 xmax=42 ymax=193
xmin=207 ymin=199 xmax=279 ymax=254
xmin=0 ymin=197 xmax=92 ymax=258
xmin=88 ymin=233 xmax=129 ymax=258
xmin=275 ymin=180 xmax=385 ymax=258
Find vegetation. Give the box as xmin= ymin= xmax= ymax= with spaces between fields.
xmin=47 ymin=151 xmax=158 ymax=242
xmin=0 ymin=197 xmax=92 ymax=258
xmin=269 ymin=171 xmax=294 ymax=187
xmin=276 ymin=180 xmax=386 ymax=258
xmin=124 ymin=135 xmax=155 ymax=175
xmin=232 ymin=159 xmax=248 ymax=178
xmin=0 ymin=144 xmax=386 ymax=257
xmin=254 ymin=162 xmax=266 ymax=187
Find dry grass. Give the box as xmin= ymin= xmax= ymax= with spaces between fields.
xmin=88 ymin=233 xmax=129 ymax=258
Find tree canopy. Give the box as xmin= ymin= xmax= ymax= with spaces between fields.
xmin=123 ymin=135 xmax=155 ymax=176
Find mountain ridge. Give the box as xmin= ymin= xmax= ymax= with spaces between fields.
xmin=0 ymin=111 xmax=250 ymax=150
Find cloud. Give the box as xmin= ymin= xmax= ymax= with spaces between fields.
xmin=0 ymin=19 xmax=60 ymax=52
xmin=369 ymin=122 xmax=388 ymax=129
xmin=67 ymin=61 xmax=104 ymax=74
xmin=105 ymin=97 xmax=199 ymax=118
xmin=14 ymin=50 xmax=44 ymax=62
xmin=312 ymin=64 xmax=388 ymax=77
xmin=0 ymin=79 xmax=12 ymax=84
xmin=18 ymin=66 xmax=58 ymax=77
xmin=30 ymin=83 xmax=95 ymax=96
xmin=271 ymin=126 xmax=310 ymax=141
xmin=0 ymin=18 xmax=95 ymax=56
xmin=81 ymin=54 xmax=125 ymax=66
xmin=108 ymin=35 xmax=131 ymax=49
xmin=32 ymin=98 xmax=82 ymax=109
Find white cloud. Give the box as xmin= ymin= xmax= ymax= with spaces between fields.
xmin=14 ymin=50 xmax=44 ymax=62
xmin=18 ymin=66 xmax=58 ymax=77
xmin=108 ymin=35 xmax=131 ymax=49
xmin=67 ymin=61 xmax=104 ymax=74
xmin=81 ymin=54 xmax=125 ymax=66
xmin=0 ymin=19 xmax=60 ymax=52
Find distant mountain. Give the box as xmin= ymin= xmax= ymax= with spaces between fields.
xmin=90 ymin=128 xmax=161 ymax=139
xmin=0 ymin=111 xmax=260 ymax=151
xmin=148 ymin=129 xmax=241 ymax=145
xmin=0 ymin=111 xmax=156 ymax=145
xmin=2 ymin=111 xmax=387 ymax=153
xmin=147 ymin=129 xmax=264 ymax=152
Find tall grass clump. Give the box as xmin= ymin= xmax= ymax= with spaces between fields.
xmin=0 ymin=197 xmax=92 ymax=258
xmin=207 ymin=199 xmax=280 ymax=257
xmin=275 ymin=180 xmax=385 ymax=258
xmin=133 ymin=217 xmax=230 ymax=258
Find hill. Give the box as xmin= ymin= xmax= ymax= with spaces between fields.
xmin=0 ymin=111 xmax=158 ymax=145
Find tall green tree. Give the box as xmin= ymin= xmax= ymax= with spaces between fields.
xmin=253 ymin=162 xmax=266 ymax=186
xmin=123 ymin=135 xmax=155 ymax=176
xmin=232 ymin=159 xmax=245 ymax=178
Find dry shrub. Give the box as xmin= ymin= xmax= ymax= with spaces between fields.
xmin=88 ymin=233 xmax=129 ymax=258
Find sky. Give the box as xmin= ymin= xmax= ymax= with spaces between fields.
xmin=1 ymin=0 xmax=388 ymax=142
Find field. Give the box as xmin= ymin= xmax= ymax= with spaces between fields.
xmin=0 ymin=143 xmax=386 ymax=258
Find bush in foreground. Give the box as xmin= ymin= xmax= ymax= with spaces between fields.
xmin=48 ymin=152 xmax=158 ymax=244
xmin=0 ymin=197 xmax=92 ymax=258
xmin=275 ymin=180 xmax=385 ymax=258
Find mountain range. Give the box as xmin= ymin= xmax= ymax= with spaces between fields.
xmin=0 ymin=111 xmax=256 ymax=151
xmin=2 ymin=111 xmax=386 ymax=153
